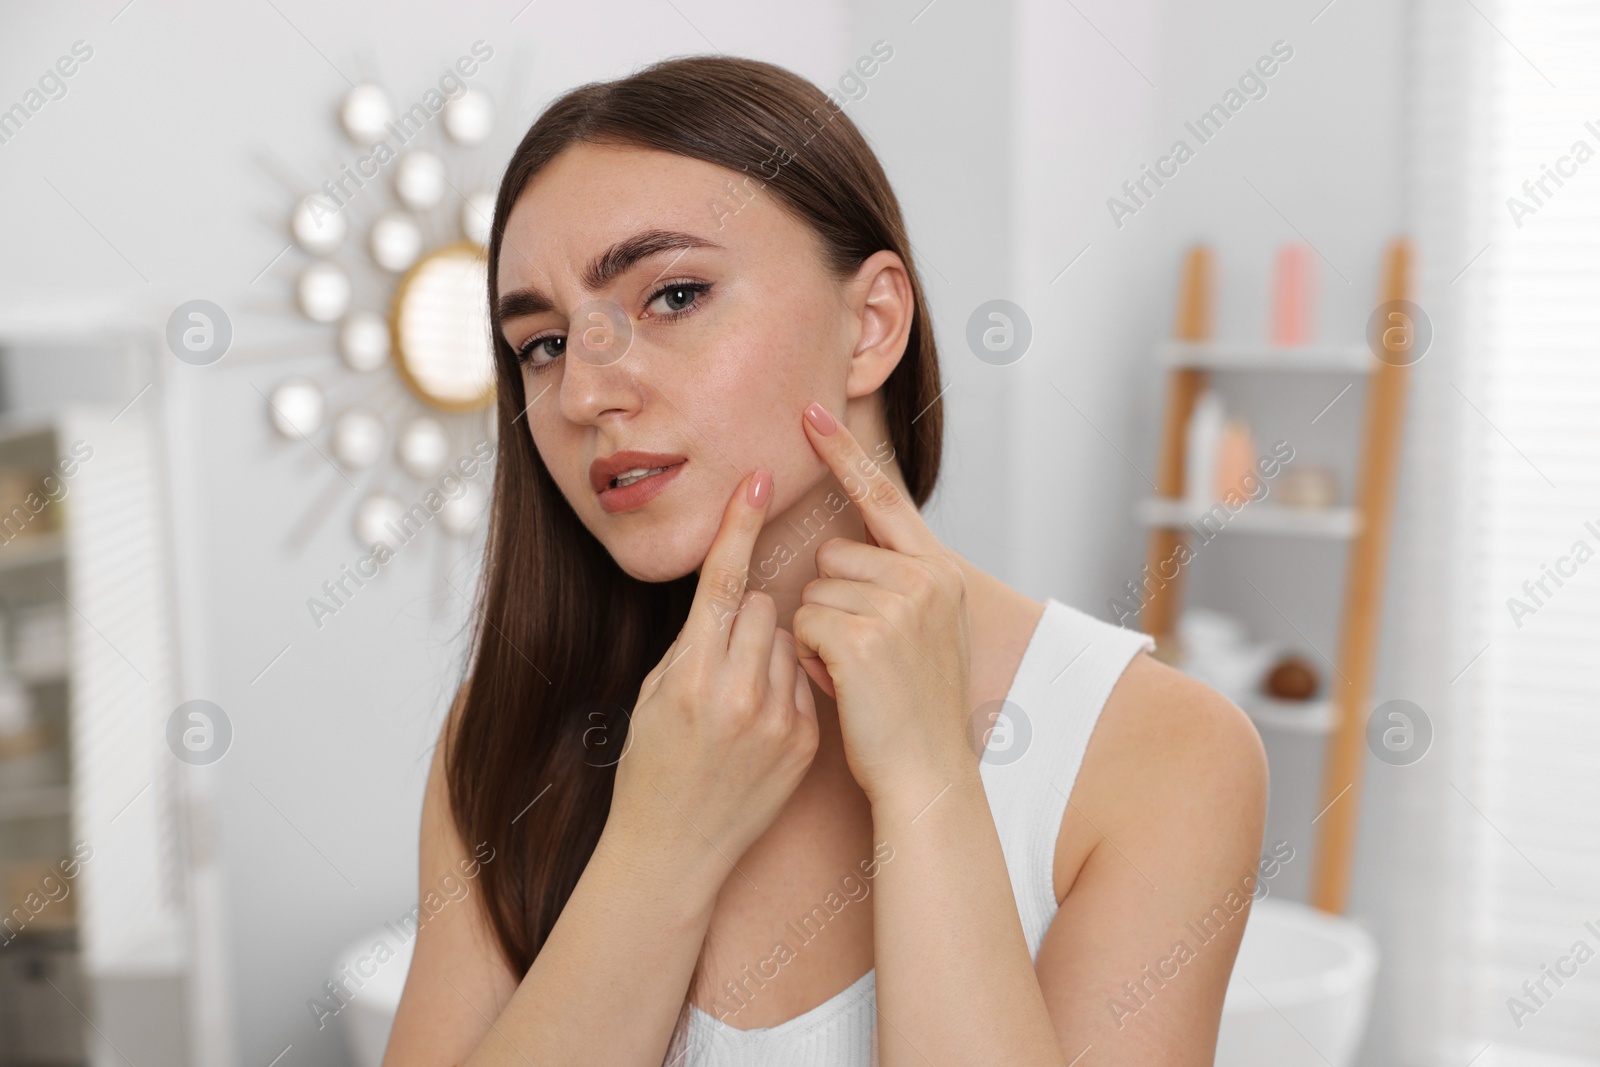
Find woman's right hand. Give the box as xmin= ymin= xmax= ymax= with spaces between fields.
xmin=602 ymin=469 xmax=820 ymax=896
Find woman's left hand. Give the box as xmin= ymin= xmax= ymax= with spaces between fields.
xmin=791 ymin=401 xmax=975 ymax=804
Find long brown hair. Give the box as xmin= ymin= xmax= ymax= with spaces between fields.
xmin=446 ymin=54 xmax=945 ymax=977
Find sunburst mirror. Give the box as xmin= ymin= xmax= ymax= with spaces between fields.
xmin=267 ymin=77 xmax=506 ymax=555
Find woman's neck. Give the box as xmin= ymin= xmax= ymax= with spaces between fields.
xmin=741 ymin=468 xmax=876 ymax=632
xmin=736 ymin=456 xmax=1027 ymax=689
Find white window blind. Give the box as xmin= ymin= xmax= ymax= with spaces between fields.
xmin=1471 ymin=0 xmax=1600 ymax=1058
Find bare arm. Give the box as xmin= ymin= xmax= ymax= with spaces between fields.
xmin=867 ymin=757 xmax=1066 ymax=1066
xmin=380 ymin=712 xmax=730 ymax=1067
xmin=869 ymin=654 xmax=1268 ymax=1066
xmin=384 ymin=469 xmax=819 ymax=1066
xmin=1034 ymin=654 xmax=1269 ymax=1064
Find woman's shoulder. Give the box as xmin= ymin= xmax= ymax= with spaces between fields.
xmin=1020 ymin=593 xmax=1258 ymax=766
xmin=1089 ymin=651 xmax=1267 ymax=786
xmin=1054 ymin=644 xmax=1269 ymax=902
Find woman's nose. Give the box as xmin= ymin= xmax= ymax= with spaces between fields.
xmin=557 ymin=302 xmax=638 ymax=423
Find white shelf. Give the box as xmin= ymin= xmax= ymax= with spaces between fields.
xmin=1158 ymin=341 xmax=1374 ymax=373
xmin=1240 ymin=693 xmax=1337 ymax=735
xmin=1137 ymin=498 xmax=1361 ymax=538
xmin=0 ymin=415 xmax=60 ymax=449
xmin=14 ymin=664 xmax=69 ymax=686
xmin=0 ymin=531 xmax=67 ymax=574
xmin=1174 ymin=668 xmax=1342 ymax=735
xmin=0 ymin=783 xmax=71 ymax=821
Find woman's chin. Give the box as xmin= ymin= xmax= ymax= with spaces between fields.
xmin=618 ymin=559 xmax=693 ymax=583
xmin=608 ymin=538 xmax=705 ymax=584
xmin=595 ymin=498 xmax=729 ymax=584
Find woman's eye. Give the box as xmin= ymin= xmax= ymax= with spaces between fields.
xmin=644 ymin=282 xmax=711 ymax=319
xmin=516 ymin=334 xmax=565 ymax=369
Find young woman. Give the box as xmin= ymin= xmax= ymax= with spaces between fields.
xmin=386 ymin=55 xmax=1267 ymax=1067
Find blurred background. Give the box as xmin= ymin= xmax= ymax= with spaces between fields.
xmin=0 ymin=0 xmax=1593 ymax=1064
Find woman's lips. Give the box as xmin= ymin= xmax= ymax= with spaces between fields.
xmin=596 ymin=460 xmax=687 ymax=514
xmin=589 ymin=449 xmax=689 ymax=492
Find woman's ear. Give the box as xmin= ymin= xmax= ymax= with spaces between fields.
xmin=843 ymin=250 xmax=914 ymax=400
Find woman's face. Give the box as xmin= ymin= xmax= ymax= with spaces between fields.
xmin=495 ymin=142 xmax=898 ymax=582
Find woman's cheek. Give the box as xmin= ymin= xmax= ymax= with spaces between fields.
xmin=527 ymin=425 xmax=587 ymax=516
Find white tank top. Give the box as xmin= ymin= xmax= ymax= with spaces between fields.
xmin=664 ymin=598 xmax=1154 ymax=1066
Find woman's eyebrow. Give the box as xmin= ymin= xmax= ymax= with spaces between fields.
xmin=496 ymin=286 xmax=554 ymax=321
xmin=582 ymin=229 xmax=722 ymax=290
xmin=496 ymin=229 xmax=722 ymax=323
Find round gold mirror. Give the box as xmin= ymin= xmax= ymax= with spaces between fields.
xmin=389 ymin=241 xmax=496 ymax=412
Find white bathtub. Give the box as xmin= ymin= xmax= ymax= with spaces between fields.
xmin=337 ymin=897 xmax=1378 ymax=1067
xmin=1216 ymin=897 xmax=1380 ymax=1067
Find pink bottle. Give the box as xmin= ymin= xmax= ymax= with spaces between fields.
xmin=1271 ymin=243 xmax=1316 ymax=347
xmin=1214 ymin=418 xmax=1258 ymax=502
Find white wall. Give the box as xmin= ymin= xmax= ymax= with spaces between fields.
xmin=1011 ymin=0 xmax=1161 ymax=607
xmin=840 ymin=3 xmax=1018 ymax=574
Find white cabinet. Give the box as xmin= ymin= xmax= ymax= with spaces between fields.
xmin=0 ymin=338 xmax=190 ymax=1066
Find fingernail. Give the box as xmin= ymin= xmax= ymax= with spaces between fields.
xmin=804 ymin=402 xmax=837 ymax=435
xmin=747 ymin=469 xmax=772 ymax=506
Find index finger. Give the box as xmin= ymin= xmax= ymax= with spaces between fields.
xmin=683 ymin=468 xmax=774 ymax=645
xmin=801 ymin=401 xmax=937 ymax=557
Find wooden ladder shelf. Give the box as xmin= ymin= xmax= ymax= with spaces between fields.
xmin=1138 ymin=239 xmax=1413 ymax=915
